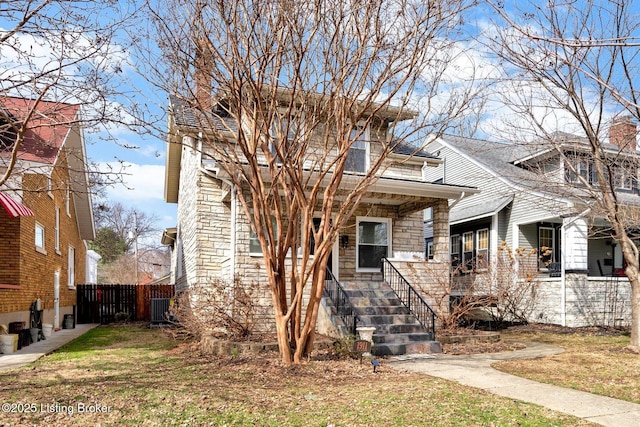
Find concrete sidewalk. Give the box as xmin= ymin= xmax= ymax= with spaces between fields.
xmin=388 ymin=342 xmax=640 ymax=427
xmin=0 ymin=324 xmax=99 ymax=371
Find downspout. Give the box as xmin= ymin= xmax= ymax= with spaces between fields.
xmin=199 ymin=164 xmax=237 ymax=283
xmin=448 ymin=192 xmax=466 ymax=211
xmin=230 ymin=184 xmax=237 ymax=284
xmin=560 ymin=207 xmax=591 ymax=327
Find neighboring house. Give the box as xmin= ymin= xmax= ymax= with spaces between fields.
xmin=0 ymin=96 xmax=95 ymax=329
xmin=162 ymin=89 xmax=478 ymax=344
xmin=424 ymin=119 xmax=637 ymax=327
xmin=85 ymin=250 xmax=102 ymax=284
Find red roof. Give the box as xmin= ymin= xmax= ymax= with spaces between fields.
xmin=0 ymin=96 xmax=80 ymax=164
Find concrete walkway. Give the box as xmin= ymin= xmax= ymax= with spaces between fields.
xmin=0 ymin=324 xmax=99 ymax=371
xmin=388 ymin=342 xmax=640 ymax=427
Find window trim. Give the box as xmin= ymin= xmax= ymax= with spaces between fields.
xmin=35 ymin=222 xmax=46 ymax=254
xmin=54 ymin=205 xmax=61 ymax=254
xmin=344 ymin=121 xmax=370 ymax=173
xmin=65 ymin=184 xmax=71 ymax=216
xmin=269 ymin=108 xmax=304 ymax=163
xmin=68 ymin=245 xmax=75 ymax=289
xmin=476 ymin=228 xmax=489 ymax=271
xmin=249 ymin=216 xmax=278 ymax=256
xmin=356 ymin=216 xmax=392 ymax=272
xmin=450 ymin=234 xmax=460 ymax=266
xmin=462 ymin=231 xmax=474 ymax=272
xmin=426 ymin=240 xmax=434 ymax=260
xmin=538 ymin=226 xmax=555 ymax=270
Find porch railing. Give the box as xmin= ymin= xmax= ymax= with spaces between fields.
xmin=381 ymin=258 xmax=437 ymax=338
xmin=323 ymin=268 xmax=359 ymax=335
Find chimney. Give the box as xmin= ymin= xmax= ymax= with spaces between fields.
xmin=194 ymin=38 xmax=213 ymax=110
xmin=609 ymin=116 xmax=637 ymax=152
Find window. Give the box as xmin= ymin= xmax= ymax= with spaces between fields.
xmin=249 ymin=217 xmax=278 ymax=255
xmin=270 ymin=110 xmax=300 ymax=162
xmin=566 ymin=157 xmax=591 ymax=184
xmin=356 ymin=217 xmax=391 ymax=271
xmin=613 ymin=166 xmax=634 ymax=190
xmin=539 ymin=226 xmax=555 ymax=269
xmin=47 ymin=176 xmax=53 ymax=198
xmin=476 ymin=228 xmax=489 ymax=270
xmin=68 ymin=246 xmax=75 ymax=289
xmin=35 ymin=222 xmax=45 ymax=253
xmin=345 ymin=123 xmax=369 ymax=173
xmin=54 ymin=206 xmax=60 ymax=253
xmin=450 ymin=234 xmax=460 ymax=266
xmin=462 ymin=231 xmax=474 ymax=271
xmin=426 ymin=240 xmax=434 ymax=260
xmin=65 ymin=184 xmax=71 ymax=216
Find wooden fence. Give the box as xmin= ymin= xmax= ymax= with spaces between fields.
xmin=77 ymin=284 xmax=175 ymax=324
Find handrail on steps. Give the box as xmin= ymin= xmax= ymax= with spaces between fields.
xmin=381 ymin=257 xmax=437 ymax=338
xmin=323 ymin=268 xmax=360 ymax=335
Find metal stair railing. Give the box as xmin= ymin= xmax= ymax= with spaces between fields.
xmin=323 ymin=268 xmax=360 ymax=335
xmin=381 ymin=258 xmax=437 ymax=338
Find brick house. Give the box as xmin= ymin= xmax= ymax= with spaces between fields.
xmin=162 ymin=89 xmax=478 ymax=353
xmin=0 ymin=96 xmax=94 ymax=330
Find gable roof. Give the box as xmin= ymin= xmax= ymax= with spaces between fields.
xmin=0 ymin=96 xmax=80 ymax=164
xmin=0 ymin=96 xmax=94 ymax=240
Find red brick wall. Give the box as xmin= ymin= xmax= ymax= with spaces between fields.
xmin=0 ymin=150 xmax=87 ymax=318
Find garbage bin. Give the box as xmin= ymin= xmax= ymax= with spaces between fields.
xmin=63 ymin=314 xmax=75 ymax=329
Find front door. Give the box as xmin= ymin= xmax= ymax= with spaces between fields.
xmin=312 ymin=218 xmax=337 ymax=280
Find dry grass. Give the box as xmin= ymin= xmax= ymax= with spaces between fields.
xmin=0 ymin=324 xmax=591 ymax=426
xmin=496 ymin=325 xmax=640 ymax=404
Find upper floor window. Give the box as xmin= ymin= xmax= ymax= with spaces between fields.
xmin=565 ymin=157 xmax=591 ymax=185
xmin=35 ymin=222 xmax=46 ymax=254
xmin=65 ymin=184 xmax=71 ymax=216
xmin=270 ymin=109 xmax=302 ymax=163
xmin=54 ymin=206 xmax=60 ymax=253
xmin=345 ymin=123 xmax=369 ymax=173
xmin=612 ymin=166 xmax=634 ymax=190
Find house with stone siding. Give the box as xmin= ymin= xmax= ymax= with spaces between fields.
xmin=162 ymin=89 xmax=479 ymax=353
xmin=423 ymin=118 xmax=638 ymax=328
xmin=0 ymin=96 xmax=94 ymax=331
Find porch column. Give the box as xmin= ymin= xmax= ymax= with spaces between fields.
xmin=563 ymin=216 xmax=588 ymax=272
xmin=432 ymin=199 xmax=450 ymax=262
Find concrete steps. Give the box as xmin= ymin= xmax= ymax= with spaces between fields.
xmin=339 ymin=281 xmax=441 ymax=356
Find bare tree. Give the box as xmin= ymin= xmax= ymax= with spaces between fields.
xmin=145 ymin=0 xmax=477 ymax=364
xmin=0 ymin=1 xmax=141 ymax=190
xmin=93 ymin=201 xmax=158 ymax=252
xmin=486 ymin=0 xmax=640 ymax=350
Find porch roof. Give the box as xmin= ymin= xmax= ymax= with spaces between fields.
xmin=450 ymin=194 xmax=514 ymax=224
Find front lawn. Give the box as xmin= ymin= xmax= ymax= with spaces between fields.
xmin=496 ymin=326 xmax=640 ymax=404
xmin=0 ymin=324 xmax=592 ymax=426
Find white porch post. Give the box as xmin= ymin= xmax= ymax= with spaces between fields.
xmin=561 ymin=216 xmax=589 ymax=326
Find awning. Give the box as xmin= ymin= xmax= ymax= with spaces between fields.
xmin=0 ymin=192 xmax=34 ymax=217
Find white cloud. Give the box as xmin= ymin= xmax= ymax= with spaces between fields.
xmin=98 ymin=162 xmax=165 ymax=203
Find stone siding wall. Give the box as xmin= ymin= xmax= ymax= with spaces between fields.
xmin=531 ymin=275 xmax=632 ymax=327
xmin=384 ymin=259 xmax=451 ymax=321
